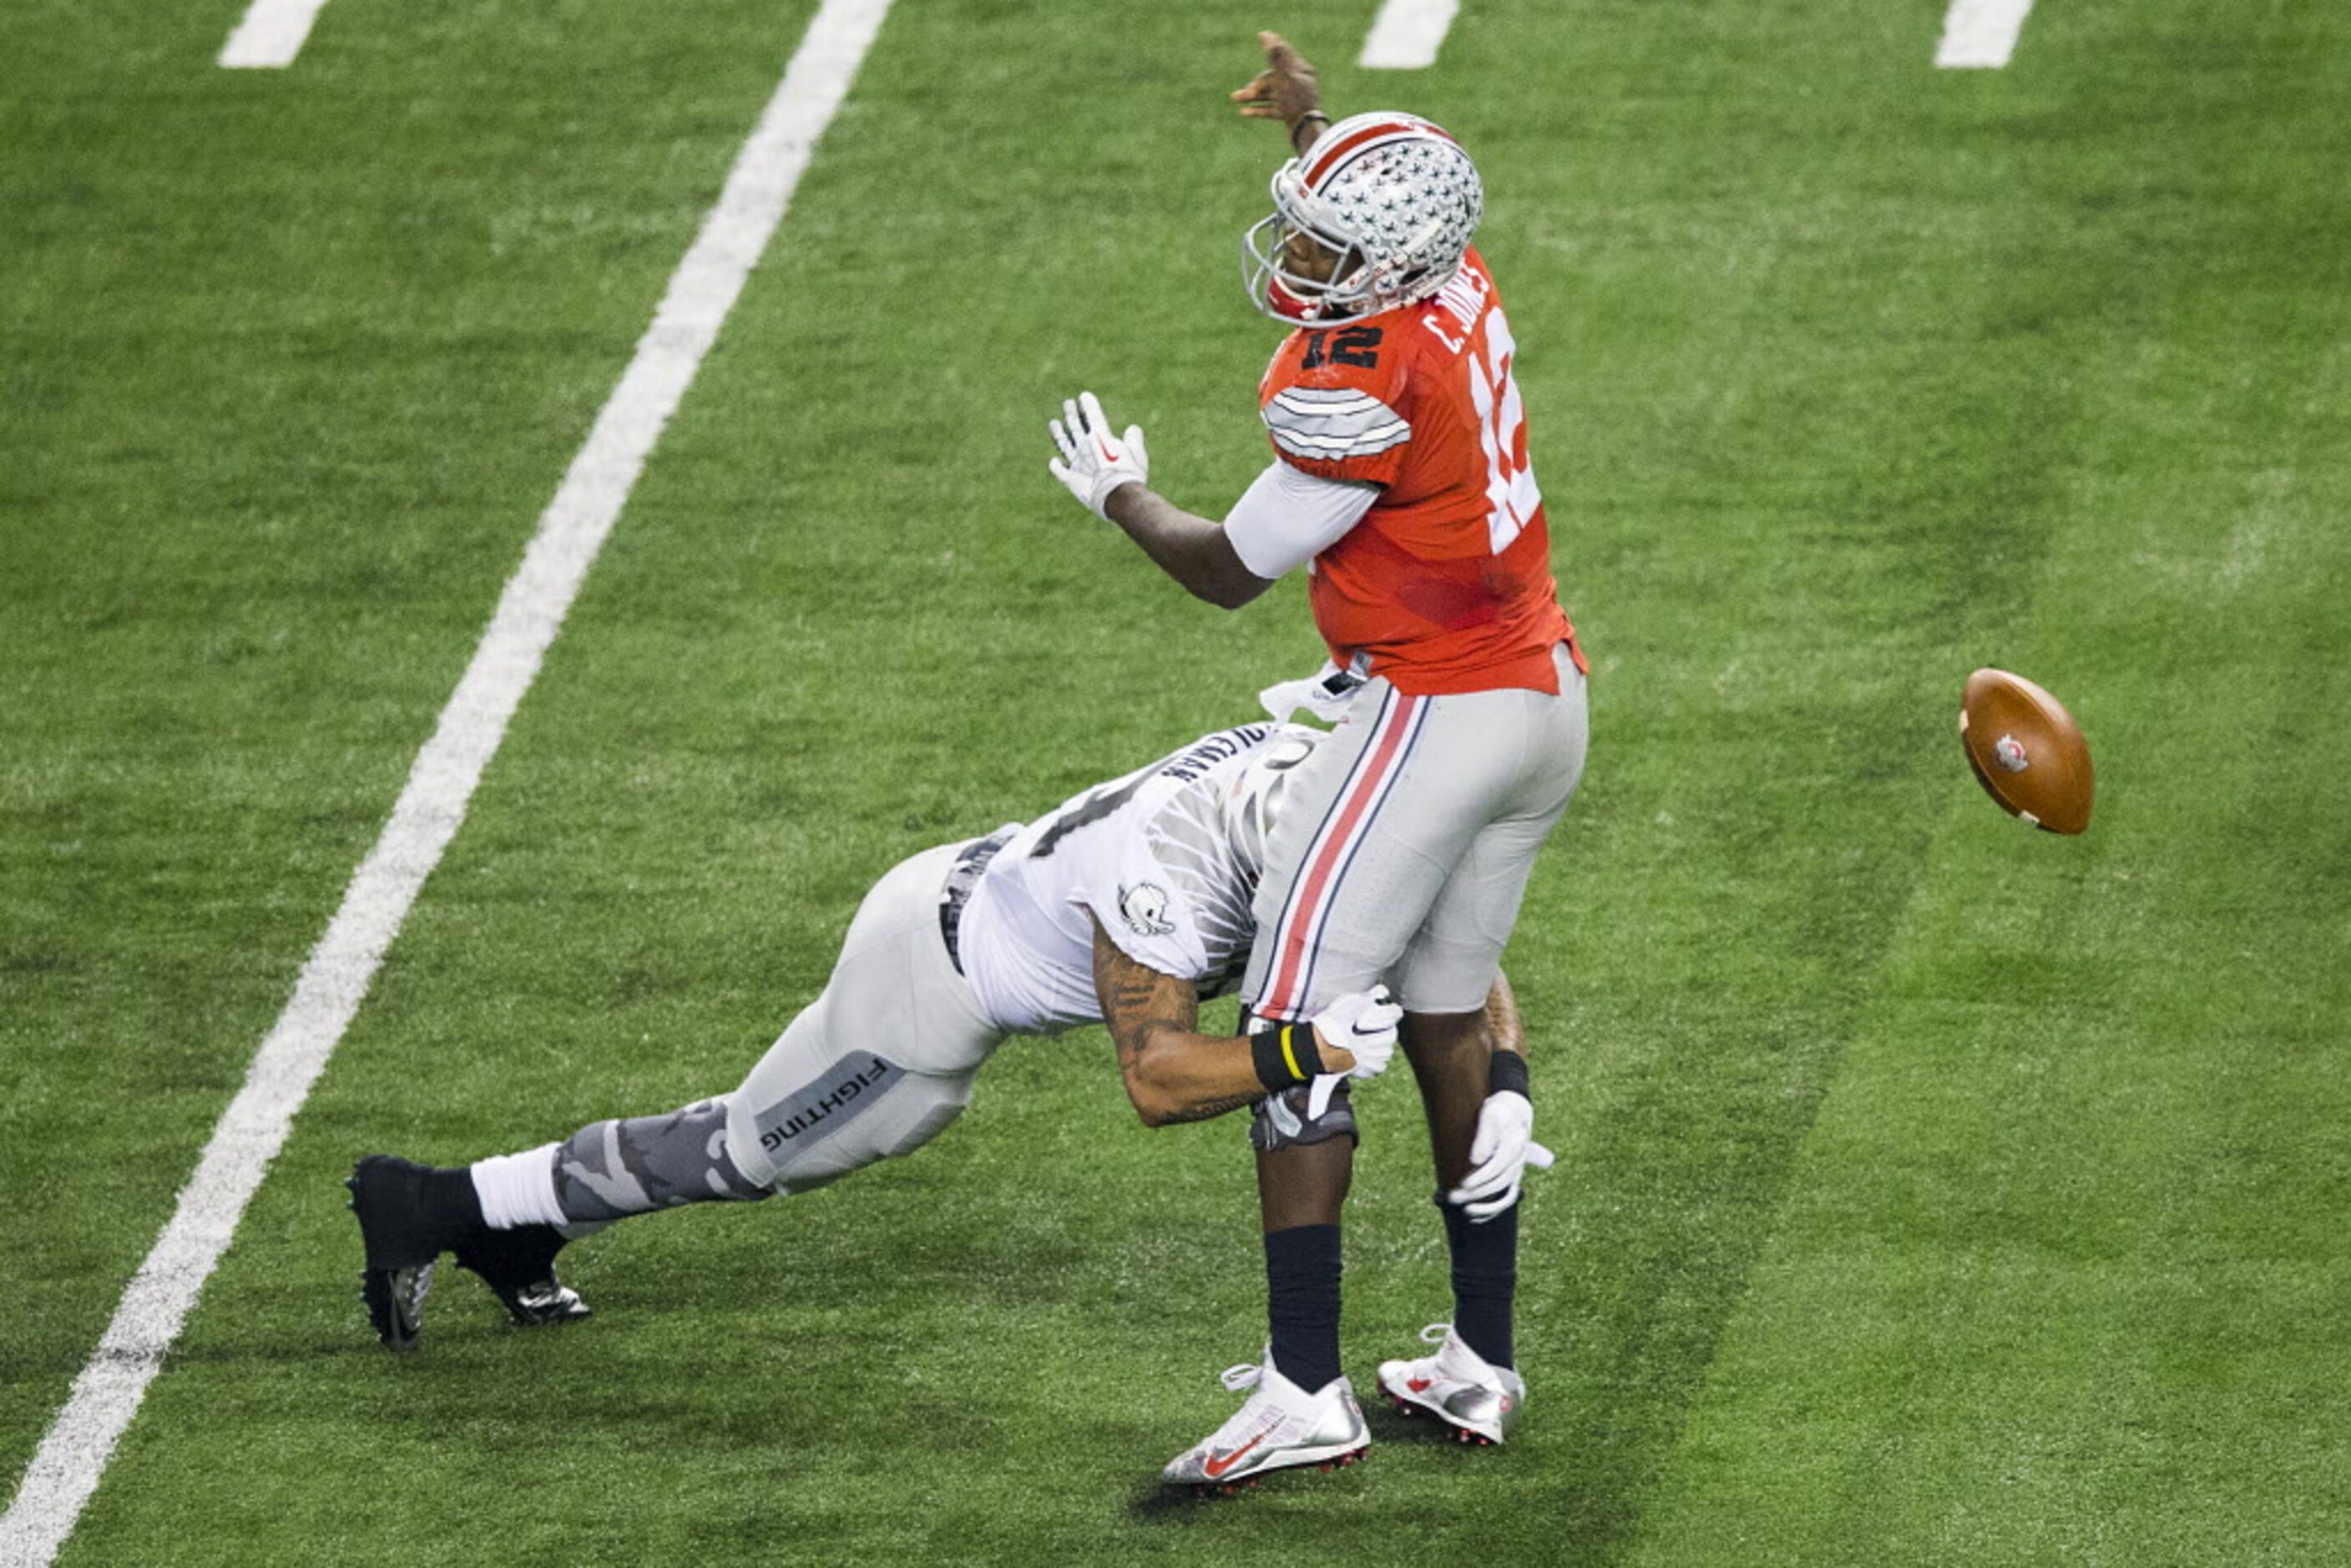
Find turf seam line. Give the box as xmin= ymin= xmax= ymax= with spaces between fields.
xmin=219 ymin=0 xmax=331 ymax=69
xmin=0 ymin=2 xmax=896 ymax=1560
xmin=1935 ymin=0 xmax=2035 ymax=68
xmin=1361 ymin=0 xmax=1462 ymax=70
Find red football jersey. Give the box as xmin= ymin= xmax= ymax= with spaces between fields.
xmin=1256 ymin=247 xmax=1582 ymax=696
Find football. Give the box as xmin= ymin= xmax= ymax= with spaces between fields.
xmin=1959 ymin=669 xmax=2095 ymax=834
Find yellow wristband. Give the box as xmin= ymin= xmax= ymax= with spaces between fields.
xmin=1279 ymin=1025 xmax=1307 ymax=1081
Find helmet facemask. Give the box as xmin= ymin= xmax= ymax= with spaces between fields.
xmin=1241 ymin=169 xmax=1376 ymax=324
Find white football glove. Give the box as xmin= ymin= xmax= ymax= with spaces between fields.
xmin=1448 ymin=1090 xmax=1555 ymax=1222
xmin=1303 ymin=985 xmax=1402 ymax=1120
xmin=1048 ymin=391 xmax=1150 ymax=520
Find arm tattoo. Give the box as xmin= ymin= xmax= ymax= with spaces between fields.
xmin=1090 ymin=917 xmax=1251 ymax=1120
xmin=1091 ymin=919 xmax=1199 ymax=1067
xmin=1155 ymin=1093 xmax=1259 ymax=1125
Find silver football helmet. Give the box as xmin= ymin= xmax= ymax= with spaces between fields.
xmin=1224 ymin=726 xmax=1320 ymax=875
xmin=1240 ymin=112 xmax=1484 ymax=325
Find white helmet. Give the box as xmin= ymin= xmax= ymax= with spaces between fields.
xmin=1222 ymin=727 xmax=1321 ymax=874
xmin=1240 ymin=112 xmax=1484 ymax=325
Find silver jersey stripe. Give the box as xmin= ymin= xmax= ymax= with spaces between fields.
xmin=1266 ymin=387 xmax=1405 ymax=430
xmin=1272 ymin=387 xmax=1390 ymax=415
xmin=1268 ymin=420 xmax=1413 ymax=458
xmin=1264 ymin=387 xmax=1411 ymax=459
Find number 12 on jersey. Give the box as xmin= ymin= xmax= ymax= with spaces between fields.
xmin=1466 ymin=307 xmax=1541 ymax=554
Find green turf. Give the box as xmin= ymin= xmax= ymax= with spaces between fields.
xmin=5 ymin=0 xmax=2348 ymax=1562
xmin=0 ymin=0 xmax=818 ymax=1502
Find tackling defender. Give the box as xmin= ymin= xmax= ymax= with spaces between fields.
xmin=1048 ymin=34 xmax=1589 ymax=1484
xmin=346 ymin=721 xmax=1421 ymax=1353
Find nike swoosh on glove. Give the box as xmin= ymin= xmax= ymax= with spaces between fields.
xmin=1305 ymin=985 xmax=1402 ymax=1118
xmin=1048 ymin=390 xmax=1150 ymax=519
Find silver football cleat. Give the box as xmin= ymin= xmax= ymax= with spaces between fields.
xmin=1377 ymin=1323 xmax=1525 ymax=1444
xmin=1163 ymin=1353 xmax=1368 ymax=1490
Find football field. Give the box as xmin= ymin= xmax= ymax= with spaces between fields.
xmin=6 ymin=0 xmax=2349 ymax=1561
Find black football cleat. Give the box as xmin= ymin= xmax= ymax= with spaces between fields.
xmin=361 ymin=1256 xmax=434 ymax=1353
xmin=346 ymin=1156 xmax=458 ymax=1352
xmin=453 ymin=1223 xmax=591 ymax=1329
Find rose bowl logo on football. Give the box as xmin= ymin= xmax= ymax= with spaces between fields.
xmin=1994 ymin=734 xmax=2030 ymax=773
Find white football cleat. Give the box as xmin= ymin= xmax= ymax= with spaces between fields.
xmin=1162 ymin=1353 xmax=1368 ymax=1490
xmin=1378 ymin=1323 xmax=1526 ymax=1445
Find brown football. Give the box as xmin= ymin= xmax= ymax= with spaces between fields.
xmin=1959 ymin=669 xmax=2094 ymax=834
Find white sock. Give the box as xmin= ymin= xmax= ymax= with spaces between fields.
xmin=470 ymin=1144 xmax=566 ymax=1230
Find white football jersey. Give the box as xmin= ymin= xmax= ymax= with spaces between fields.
xmin=957 ymin=723 xmax=1320 ymax=1034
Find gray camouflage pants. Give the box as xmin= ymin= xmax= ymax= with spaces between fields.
xmin=549 ymin=842 xmax=1006 ymax=1225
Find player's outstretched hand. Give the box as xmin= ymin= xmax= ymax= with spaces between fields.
xmin=1449 ymin=1089 xmax=1553 ymax=1222
xmin=1311 ymin=984 xmax=1401 ymax=1081
xmin=1048 ymin=391 xmax=1149 ymax=520
xmin=1231 ymin=30 xmax=1320 ymax=130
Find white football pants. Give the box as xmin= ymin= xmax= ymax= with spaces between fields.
xmin=1244 ymin=645 xmax=1587 ymax=1021
xmin=725 ymin=842 xmax=1004 ymax=1193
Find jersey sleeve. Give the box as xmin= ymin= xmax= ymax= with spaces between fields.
xmin=1222 ymin=458 xmax=1382 ymax=579
xmin=1071 ymin=847 xmax=1213 ymax=987
xmin=1258 ymin=329 xmax=1416 ymax=487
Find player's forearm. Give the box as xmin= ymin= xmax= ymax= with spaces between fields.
xmin=1092 ymin=921 xmax=1345 ymax=1125
xmin=1102 ymin=483 xmax=1272 ymax=609
xmin=1091 ymin=920 xmax=1238 ymax=1124
xmin=1125 ymin=1029 xmax=1274 ymax=1126
xmin=1100 ymin=991 xmax=1264 ymax=1125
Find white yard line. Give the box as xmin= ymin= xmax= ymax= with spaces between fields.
xmin=0 ymin=3 xmax=894 ymax=1562
xmin=1935 ymin=0 xmax=2035 ymax=68
xmin=219 ymin=0 xmax=332 ymax=69
xmin=1361 ymin=0 xmax=1461 ymax=69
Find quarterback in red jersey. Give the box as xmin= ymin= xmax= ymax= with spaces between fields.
xmin=1248 ymin=198 xmax=1580 ymax=698
xmin=1049 ymin=33 xmax=1589 ymax=1489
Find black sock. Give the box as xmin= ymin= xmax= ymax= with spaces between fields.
xmin=1438 ymin=1196 xmax=1517 ymax=1370
xmin=421 ymin=1165 xmax=488 ymax=1243
xmin=1264 ymin=1224 xmax=1343 ymax=1393
xmin=453 ymin=1221 xmax=567 ymax=1291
